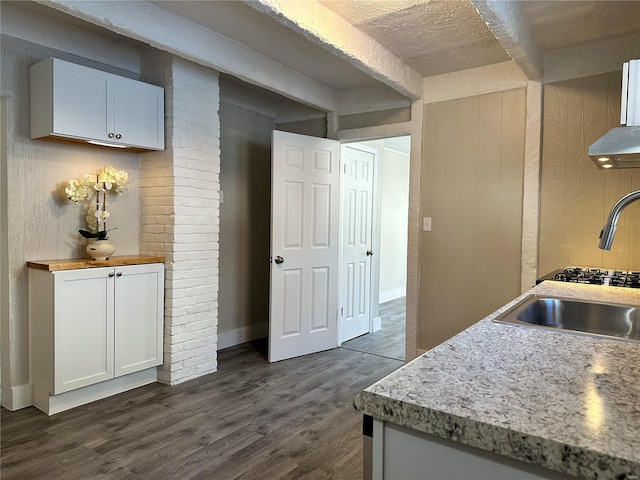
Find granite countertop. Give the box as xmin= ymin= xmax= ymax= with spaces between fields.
xmin=354 ymin=282 xmax=640 ymax=479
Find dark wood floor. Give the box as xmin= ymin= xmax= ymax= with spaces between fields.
xmin=1 ymin=339 xmax=403 ymax=480
xmin=340 ymin=297 xmax=406 ymax=361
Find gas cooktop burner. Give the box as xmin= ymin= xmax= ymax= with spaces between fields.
xmin=552 ymin=267 xmax=640 ymax=288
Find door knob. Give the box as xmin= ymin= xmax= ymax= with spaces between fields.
xmin=108 ymin=272 xmax=115 ymax=277
xmin=115 ymin=134 xmax=122 ymax=140
xmin=366 ymin=250 xmax=374 ymax=256
xmin=108 ymin=133 xmax=114 ymax=138
xmin=116 ymin=272 xmax=123 ymax=277
xmin=275 ymin=256 xmax=285 ymax=265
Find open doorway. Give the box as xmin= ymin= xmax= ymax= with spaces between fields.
xmin=216 ymin=72 xmax=412 ymax=363
xmin=339 ymin=135 xmax=410 ymax=362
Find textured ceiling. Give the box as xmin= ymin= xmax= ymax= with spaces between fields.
xmin=518 ymin=1 xmax=640 ymax=50
xmin=320 ymin=0 xmax=640 ymax=77
xmin=150 ymin=0 xmax=382 ymax=91
xmin=319 ymin=0 xmax=511 ymax=77
xmin=16 ymin=0 xmax=640 ymax=100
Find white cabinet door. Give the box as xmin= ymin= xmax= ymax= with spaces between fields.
xmin=113 ymin=75 xmax=164 ymax=150
xmin=53 ymin=267 xmax=114 ymax=393
xmin=114 ymin=263 xmax=164 ymax=377
xmin=30 ymin=58 xmax=164 ymax=150
xmin=51 ymin=59 xmax=113 ymax=143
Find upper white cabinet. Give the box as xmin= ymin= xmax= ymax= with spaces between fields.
xmin=30 ymin=58 xmax=165 ymax=150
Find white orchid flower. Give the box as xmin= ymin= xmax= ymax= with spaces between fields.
xmin=65 ymin=166 xmax=128 ymax=234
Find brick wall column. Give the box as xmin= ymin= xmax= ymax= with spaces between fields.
xmin=140 ymin=52 xmax=220 ymax=384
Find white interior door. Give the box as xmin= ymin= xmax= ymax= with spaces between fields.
xmin=269 ymin=130 xmax=341 ymax=362
xmin=339 ymin=144 xmax=376 ymax=343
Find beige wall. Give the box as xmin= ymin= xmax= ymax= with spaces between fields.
xmin=539 ymin=72 xmax=640 ymax=274
xmin=276 ymin=117 xmax=327 ymax=138
xmin=379 ymin=147 xmax=410 ymax=303
xmin=1 ymin=36 xmax=141 ymax=404
xmin=420 ymin=89 xmax=526 ymax=351
xmin=218 ymin=95 xmax=274 ymax=347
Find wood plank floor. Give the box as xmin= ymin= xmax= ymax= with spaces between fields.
xmin=1 ymin=340 xmax=403 ymax=480
xmin=340 ymin=297 xmax=405 ymax=361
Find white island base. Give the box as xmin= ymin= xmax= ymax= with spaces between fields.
xmin=368 ymin=418 xmax=574 ymax=480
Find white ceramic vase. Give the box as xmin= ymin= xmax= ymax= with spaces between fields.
xmin=86 ymin=239 xmax=116 ymax=260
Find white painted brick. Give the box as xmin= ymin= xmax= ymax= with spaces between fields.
xmin=195 ymin=293 xmax=217 ymax=304
xmin=181 ymin=319 xmax=217 ymax=332
xmin=173 ymin=186 xmax=217 ymax=199
xmin=140 ymin=224 xmax=166 ymax=234
xmin=164 ymin=306 xmax=187 ymax=318
xmin=141 ymin=56 xmax=220 ymax=386
xmin=162 ymin=358 xmax=185 ymax=372
xmin=167 ymin=316 xmax=199 ymax=329
xmin=183 ymin=353 xmax=216 ymax=369
xmin=165 ymin=296 xmax=201 ymax=309
xmin=180 ymin=285 xmax=214 ymax=298
xmin=140 ymin=176 xmax=175 ymax=188
xmin=171 ymin=260 xmax=216 ymax=272
xmin=173 ymin=223 xmax=218 ymax=235
xmin=173 ymin=166 xmax=218 ymax=181
xmin=181 ymin=344 xmax=216 ymax=359
xmin=173 ymin=178 xmax=218 ymax=192
xmin=140 ymin=242 xmax=168 ymax=253
xmin=184 ymin=158 xmax=220 ymax=173
xmin=143 ymin=186 xmax=174 ymax=197
xmin=165 ymin=324 xmax=186 ymax=336
xmin=184 ymin=250 xmax=219 ymax=261
xmin=165 ymin=342 xmax=184 ymax=354
xmin=140 ymin=233 xmax=173 ymax=244
xmin=164 ymin=288 xmax=186 ymax=300
xmin=185 ymin=303 xmax=212 ymax=315
xmin=171 ymin=278 xmax=218 ymax=291
xmin=171 ymin=328 xmax=216 ymax=346
xmin=172 ymin=243 xmax=218 ymax=253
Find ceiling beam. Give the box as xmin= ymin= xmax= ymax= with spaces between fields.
xmin=240 ymin=0 xmax=423 ymax=100
xmin=470 ymin=0 xmax=543 ymax=79
xmin=33 ymin=0 xmax=338 ymax=111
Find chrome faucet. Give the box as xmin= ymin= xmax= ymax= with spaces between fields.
xmin=598 ymin=189 xmax=640 ymax=250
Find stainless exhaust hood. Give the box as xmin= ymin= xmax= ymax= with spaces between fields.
xmin=589 ymin=59 xmax=640 ymax=169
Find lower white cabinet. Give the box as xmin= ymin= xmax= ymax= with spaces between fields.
xmin=29 ymin=262 xmax=164 ymax=414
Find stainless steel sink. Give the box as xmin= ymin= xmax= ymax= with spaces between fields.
xmin=493 ymin=295 xmax=640 ymax=343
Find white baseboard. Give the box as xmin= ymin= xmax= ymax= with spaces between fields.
xmin=34 ymin=368 xmax=157 ymax=415
xmin=217 ymin=322 xmax=268 ymax=350
xmin=2 ymin=383 xmax=34 ymax=411
xmin=372 ymin=316 xmax=382 ymax=332
xmin=379 ymin=287 xmax=406 ymax=304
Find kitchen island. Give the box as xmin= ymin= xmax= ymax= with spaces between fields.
xmin=354 ymin=282 xmax=640 ymax=479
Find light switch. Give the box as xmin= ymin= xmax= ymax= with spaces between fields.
xmin=219 ymin=191 xmax=224 ymax=204
xmin=423 ymin=217 xmax=432 ymax=232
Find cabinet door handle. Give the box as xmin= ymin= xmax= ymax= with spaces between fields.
xmin=115 ymin=134 xmax=122 ymax=140
xmin=116 ymin=272 xmax=123 ymax=277
xmin=108 ymin=133 xmax=115 ymax=138
xmin=108 ymin=272 xmax=115 ymax=277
